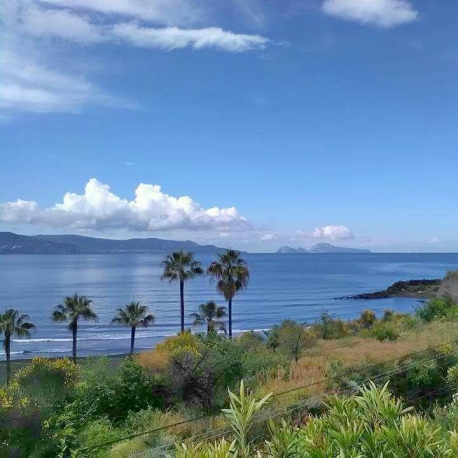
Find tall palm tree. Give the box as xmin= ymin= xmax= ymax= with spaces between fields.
xmin=0 ymin=309 xmax=35 ymax=384
xmin=51 ymin=294 xmax=98 ymax=363
xmin=207 ymin=249 xmax=249 ymax=339
xmin=161 ymin=250 xmax=204 ymax=333
xmin=190 ymin=301 xmax=227 ymax=334
xmin=111 ymin=302 xmax=155 ymax=354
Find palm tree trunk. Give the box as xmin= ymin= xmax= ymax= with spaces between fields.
xmin=72 ymin=321 xmax=77 ymax=363
xmin=228 ymin=298 xmax=233 ymax=339
xmin=5 ymin=336 xmax=11 ymax=385
xmin=180 ymin=280 xmax=185 ymax=333
xmin=130 ymin=326 xmax=136 ymax=354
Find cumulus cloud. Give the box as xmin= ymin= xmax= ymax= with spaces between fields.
xmin=0 ymin=179 xmax=250 ymax=232
xmin=322 ymin=0 xmax=418 ymax=27
xmin=297 ymin=225 xmax=355 ymax=241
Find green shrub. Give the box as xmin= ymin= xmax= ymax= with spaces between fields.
xmin=312 ymin=312 xmax=350 ymax=340
xmin=358 ymin=310 xmax=377 ymax=329
xmin=415 ymin=295 xmax=458 ymax=322
xmin=266 ymin=320 xmax=317 ymax=361
xmin=368 ymin=321 xmax=400 ymax=342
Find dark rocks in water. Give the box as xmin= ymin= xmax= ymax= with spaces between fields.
xmin=338 ymin=279 xmax=442 ymax=300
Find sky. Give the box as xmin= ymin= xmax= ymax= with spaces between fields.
xmin=1 ymin=0 xmax=458 ymax=253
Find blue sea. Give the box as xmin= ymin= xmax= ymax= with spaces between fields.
xmin=0 ymin=253 xmax=457 ymax=360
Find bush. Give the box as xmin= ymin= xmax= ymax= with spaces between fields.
xmin=415 ymin=295 xmax=458 ymax=322
xmin=368 ymin=321 xmax=400 ymax=342
xmin=72 ymin=358 xmax=162 ymax=422
xmin=312 ymin=312 xmax=350 ymax=340
xmin=358 ymin=310 xmax=377 ymax=329
xmin=14 ymin=357 xmax=80 ymax=412
xmin=266 ymin=320 xmax=317 ymax=361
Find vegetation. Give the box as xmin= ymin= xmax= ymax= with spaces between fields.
xmin=4 ymin=252 xmax=458 ymax=457
xmin=191 ymin=301 xmax=227 ymax=334
xmin=161 ymin=250 xmax=204 ymax=333
xmin=51 ymin=294 xmax=98 ymax=362
xmin=207 ymin=249 xmax=249 ymax=339
xmin=171 ymin=381 xmax=458 ymax=457
xmin=111 ymin=302 xmax=155 ymax=354
xmin=0 ymin=309 xmax=35 ymax=384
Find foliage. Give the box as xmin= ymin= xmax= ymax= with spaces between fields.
xmin=415 ymin=295 xmax=458 ymax=322
xmin=207 ymin=249 xmax=249 ymax=339
xmin=368 ymin=320 xmax=400 ymax=341
xmin=267 ymin=320 xmax=317 ymax=361
xmin=170 ymin=382 xmax=458 ymax=457
xmin=0 ymin=309 xmax=35 ymax=384
xmin=14 ymin=357 xmax=80 ymax=411
xmin=221 ymin=380 xmax=271 ymax=457
xmin=312 ymin=312 xmax=350 ymax=340
xmin=161 ymin=250 xmax=204 ymax=333
xmin=191 ymin=301 xmax=227 ymax=334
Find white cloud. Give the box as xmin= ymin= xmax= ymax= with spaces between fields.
xmin=261 ymin=233 xmax=279 ymax=241
xmin=322 ymin=0 xmax=418 ymax=27
xmin=0 ymin=51 xmax=115 ymax=113
xmin=41 ymin=0 xmax=202 ymax=25
xmin=13 ymin=4 xmax=268 ymax=52
xmin=0 ymin=0 xmax=270 ymax=113
xmin=110 ymin=24 xmax=268 ymax=52
xmin=0 ymin=178 xmax=250 ymax=232
xmin=297 ymin=225 xmax=355 ymax=241
xmin=16 ymin=3 xmax=103 ymax=43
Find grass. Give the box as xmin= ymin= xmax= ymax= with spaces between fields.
xmin=259 ymin=319 xmax=458 ymax=407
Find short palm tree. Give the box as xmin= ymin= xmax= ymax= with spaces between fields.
xmin=111 ymin=302 xmax=155 ymax=354
xmin=51 ymin=294 xmax=97 ymax=363
xmin=0 ymin=309 xmax=35 ymax=384
xmin=190 ymin=301 xmax=227 ymax=334
xmin=207 ymin=249 xmax=249 ymax=339
xmin=161 ymin=250 xmax=204 ymax=333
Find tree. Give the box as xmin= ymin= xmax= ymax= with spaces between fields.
xmin=51 ymin=294 xmax=98 ymax=362
xmin=111 ymin=302 xmax=155 ymax=354
xmin=207 ymin=249 xmax=249 ymax=339
xmin=190 ymin=301 xmax=227 ymax=334
xmin=0 ymin=309 xmax=35 ymax=384
xmin=161 ymin=250 xmax=204 ymax=333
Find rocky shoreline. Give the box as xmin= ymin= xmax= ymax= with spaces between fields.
xmin=338 ymin=279 xmax=442 ymax=300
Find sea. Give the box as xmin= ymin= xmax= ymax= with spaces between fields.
xmin=1 ymin=253 xmax=457 ymax=360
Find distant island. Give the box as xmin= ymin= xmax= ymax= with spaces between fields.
xmin=0 ymin=232 xmax=234 ymax=255
xmin=276 ymin=243 xmax=371 ymax=254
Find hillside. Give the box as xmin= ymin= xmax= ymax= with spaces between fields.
xmin=0 ymin=232 xmax=232 ymax=255
xmin=276 ymin=243 xmax=371 ymax=254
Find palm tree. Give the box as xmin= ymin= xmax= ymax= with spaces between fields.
xmin=111 ymin=302 xmax=155 ymax=354
xmin=207 ymin=249 xmax=249 ymax=339
xmin=0 ymin=309 xmax=35 ymax=384
xmin=190 ymin=301 xmax=227 ymax=334
xmin=51 ymin=294 xmax=98 ymax=363
xmin=161 ymin=250 xmax=204 ymax=333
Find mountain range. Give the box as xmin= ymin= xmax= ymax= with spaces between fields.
xmin=0 ymin=232 xmax=231 ymax=255
xmin=276 ymin=243 xmax=371 ymax=254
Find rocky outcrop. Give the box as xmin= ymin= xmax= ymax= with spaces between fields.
xmin=438 ymin=271 xmax=458 ymax=301
xmin=339 ymin=279 xmax=442 ymax=300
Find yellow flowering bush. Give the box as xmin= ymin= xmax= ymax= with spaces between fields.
xmin=156 ymin=332 xmax=203 ymax=359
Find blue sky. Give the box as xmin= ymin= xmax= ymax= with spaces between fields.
xmin=1 ymin=0 xmax=458 ymax=252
